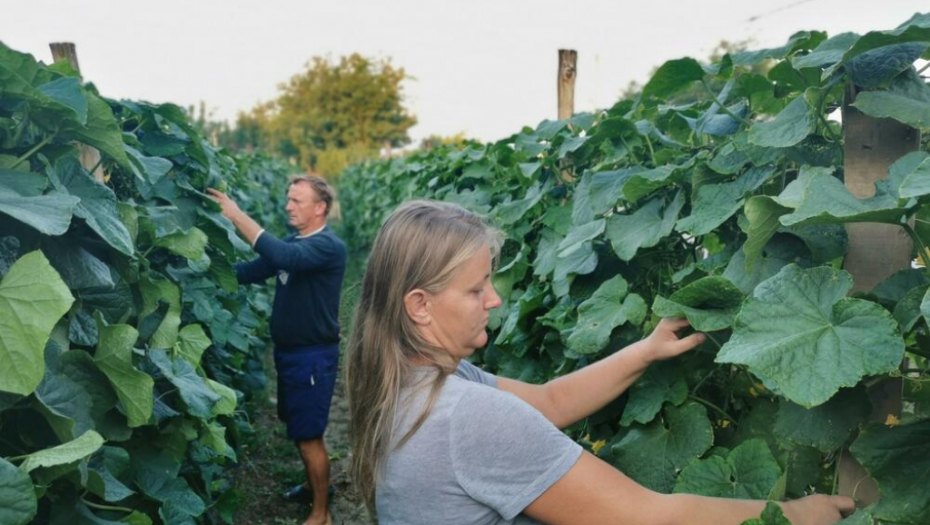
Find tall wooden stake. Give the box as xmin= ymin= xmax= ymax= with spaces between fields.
xmin=836 ymin=82 xmax=919 ymax=505
xmin=49 ymin=42 xmax=105 ymax=183
xmin=558 ymin=50 xmax=577 ymax=120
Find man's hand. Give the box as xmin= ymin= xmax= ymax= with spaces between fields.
xmin=642 ymin=317 xmax=705 ymax=362
xmin=206 ymin=188 xmax=263 ymax=246
xmin=207 ymin=188 xmax=242 ymax=221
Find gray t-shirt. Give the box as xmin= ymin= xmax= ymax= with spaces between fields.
xmin=375 ymin=360 xmax=582 ymax=525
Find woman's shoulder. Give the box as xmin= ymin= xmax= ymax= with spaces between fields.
xmin=447 ymin=376 xmax=538 ymax=421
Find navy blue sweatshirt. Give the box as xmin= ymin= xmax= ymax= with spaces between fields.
xmin=235 ymin=225 xmax=346 ymax=349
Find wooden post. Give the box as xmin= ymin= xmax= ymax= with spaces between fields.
xmin=49 ymin=42 xmax=105 ymax=183
xmin=558 ymin=50 xmax=577 ymax=120
xmin=836 ymin=82 xmax=919 ymax=505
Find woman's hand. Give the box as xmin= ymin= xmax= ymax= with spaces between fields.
xmin=641 ymin=317 xmax=705 ymax=363
xmin=782 ymin=494 xmax=855 ymax=525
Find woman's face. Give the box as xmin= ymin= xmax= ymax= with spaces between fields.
xmin=420 ymin=246 xmax=502 ymax=360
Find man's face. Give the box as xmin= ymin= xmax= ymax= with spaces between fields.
xmin=284 ymin=182 xmax=326 ymax=231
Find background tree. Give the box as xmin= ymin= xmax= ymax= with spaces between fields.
xmin=226 ymin=54 xmax=417 ymax=177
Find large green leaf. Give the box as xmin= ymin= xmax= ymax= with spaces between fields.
xmin=851 ymin=420 xmax=930 ymax=524
xmin=732 ymin=30 xmax=825 ymax=67
xmin=921 ymin=287 xmax=930 ymax=333
xmin=779 ymin=169 xmax=906 ymax=226
xmin=851 ymin=68 xmax=930 ymax=129
xmin=896 ymin=154 xmax=930 ymax=199
xmin=155 ymin=226 xmax=208 ymax=261
xmin=138 ymin=277 xmax=181 ymax=349
xmin=36 ymin=345 xmax=117 ymax=441
xmin=42 ymin=238 xmax=114 ymax=291
xmin=94 ymin=323 xmax=153 ymax=427
xmin=841 ymin=13 xmax=930 ymax=63
xmin=743 ymin=196 xmax=792 ymax=271
xmin=846 ymin=43 xmax=927 ymax=88
xmin=607 ymin=191 xmax=684 ymax=261
xmin=495 ymin=180 xmax=548 ymax=225
xmin=552 ymin=240 xmax=597 ymax=297
xmin=149 ymin=349 xmax=220 ymax=419
xmin=674 ymin=439 xmax=782 ymax=499
xmin=724 ymin=236 xmax=813 ymax=295
xmin=20 ymin=429 xmax=104 ymax=473
xmin=740 ymin=502 xmax=792 ymax=525
xmin=66 ymin=94 xmax=132 ymax=170
xmin=871 ymin=268 xmax=930 ymax=306
xmin=748 ymin=93 xmax=816 ymax=148
xmin=0 ymin=42 xmax=49 ymax=91
xmin=34 ymin=342 xmax=95 ymax=440
xmin=557 ymin=219 xmax=605 ymax=258
xmin=125 ymin=145 xmax=173 ymax=186
xmin=0 ymin=169 xmax=79 ymax=235
xmin=619 ymin=165 xmax=681 ymax=204
xmin=0 ymin=251 xmax=74 ymax=395
xmin=566 ymin=276 xmax=646 ymax=355
xmin=791 ymin=32 xmax=860 ymax=70
xmin=36 ymin=76 xmax=87 ymax=124
xmin=133 ymin=447 xmax=205 ymax=518
xmin=894 ymin=284 xmax=928 ymax=332
xmin=677 ymin=166 xmax=776 ymax=236
xmin=206 ymin=379 xmax=237 ymax=416
xmin=495 ymin=284 xmax=545 ymax=345
xmin=652 ymin=276 xmax=744 ymax=331
xmin=80 ymin=280 xmax=134 ymax=324
xmin=532 ymin=228 xmax=562 ymax=278
xmin=836 ymin=509 xmax=874 ymax=525
xmin=69 ymin=308 xmax=99 ymax=346
xmin=589 ymin=168 xmax=640 ymax=211
xmin=611 ymin=402 xmax=714 ymax=493
xmin=85 ymin=447 xmax=134 ymax=503
xmin=49 ymin=498 xmax=132 ymax=525
xmin=717 ymin=265 xmax=904 ymax=407
xmin=0 ymin=457 xmax=36 ymax=525
xmin=50 ymin=157 xmax=134 ymax=256
xmin=175 ymin=324 xmax=211 ymax=366
xmin=620 ymin=362 xmax=688 ymax=426
xmin=642 ymin=58 xmax=706 ymax=100
xmin=783 ymin=223 xmax=848 ymax=263
xmin=773 ymin=386 xmax=871 ymax=453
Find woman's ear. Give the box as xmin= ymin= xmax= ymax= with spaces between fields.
xmin=404 ymin=289 xmax=431 ymax=326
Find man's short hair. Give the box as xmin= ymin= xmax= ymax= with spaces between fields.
xmin=290 ymin=175 xmax=335 ymax=216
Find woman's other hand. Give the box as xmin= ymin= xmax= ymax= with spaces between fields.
xmin=642 ymin=317 xmax=705 ymax=362
xmin=782 ymin=494 xmax=856 ymax=525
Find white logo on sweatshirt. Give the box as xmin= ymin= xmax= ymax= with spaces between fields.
xmin=278 ymin=270 xmax=289 ymax=285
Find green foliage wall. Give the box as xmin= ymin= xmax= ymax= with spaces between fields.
xmin=0 ymin=43 xmax=294 ymax=524
xmin=338 ymin=14 xmax=930 ymax=524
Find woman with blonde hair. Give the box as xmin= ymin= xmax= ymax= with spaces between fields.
xmin=346 ymin=200 xmax=853 ymax=525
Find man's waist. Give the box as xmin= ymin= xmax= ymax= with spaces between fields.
xmin=275 ymin=341 xmax=340 ymax=353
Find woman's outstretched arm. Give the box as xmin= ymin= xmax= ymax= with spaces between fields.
xmin=498 ymin=317 xmax=704 ymax=429
xmin=523 ymin=451 xmax=854 ymax=525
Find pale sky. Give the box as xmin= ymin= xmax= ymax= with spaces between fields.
xmin=2 ymin=0 xmax=927 ymax=144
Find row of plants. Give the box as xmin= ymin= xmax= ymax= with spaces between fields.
xmin=0 ymin=42 xmax=295 ymax=524
xmin=338 ymin=13 xmax=930 ymax=524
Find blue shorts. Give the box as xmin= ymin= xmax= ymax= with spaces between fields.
xmin=274 ymin=343 xmax=339 ymax=442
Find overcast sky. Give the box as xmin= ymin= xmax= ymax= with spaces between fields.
xmin=2 ymin=1 xmax=927 ymax=144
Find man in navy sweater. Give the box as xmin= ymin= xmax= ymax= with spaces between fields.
xmin=208 ymin=176 xmax=346 ymax=525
